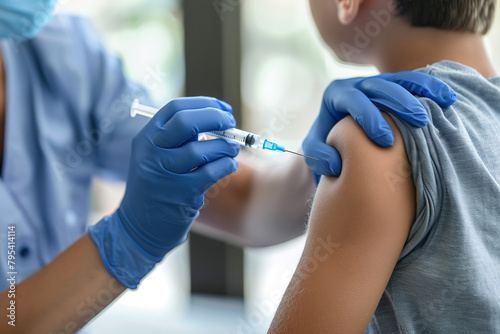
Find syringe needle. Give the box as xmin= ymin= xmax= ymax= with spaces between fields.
xmin=283 ymin=149 xmax=321 ymax=161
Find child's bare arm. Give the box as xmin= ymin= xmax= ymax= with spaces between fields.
xmin=268 ymin=114 xmax=416 ymax=333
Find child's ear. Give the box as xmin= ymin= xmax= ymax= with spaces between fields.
xmin=337 ymin=0 xmax=363 ymax=25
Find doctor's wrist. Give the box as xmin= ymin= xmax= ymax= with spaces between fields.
xmin=88 ymin=213 xmax=165 ymax=289
xmin=115 ymin=207 xmax=178 ymax=258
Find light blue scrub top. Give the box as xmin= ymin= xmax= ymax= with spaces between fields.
xmin=0 ymin=15 xmax=149 ymax=291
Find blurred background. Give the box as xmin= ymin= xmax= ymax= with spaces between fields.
xmin=56 ymin=0 xmax=500 ymax=333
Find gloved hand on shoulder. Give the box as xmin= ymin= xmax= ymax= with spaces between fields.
xmin=302 ymin=71 xmax=457 ymax=184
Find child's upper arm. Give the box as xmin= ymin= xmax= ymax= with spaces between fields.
xmin=268 ymin=114 xmax=416 ymax=334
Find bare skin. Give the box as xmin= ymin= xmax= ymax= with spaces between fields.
xmin=0 ymin=234 xmax=126 ymax=333
xmin=375 ymin=19 xmax=497 ymax=78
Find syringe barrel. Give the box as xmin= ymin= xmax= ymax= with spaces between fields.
xmin=206 ymin=129 xmax=263 ymax=149
xmin=131 ymin=100 xmax=265 ymax=149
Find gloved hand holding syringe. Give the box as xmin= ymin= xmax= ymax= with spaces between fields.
xmin=131 ymin=99 xmax=320 ymax=161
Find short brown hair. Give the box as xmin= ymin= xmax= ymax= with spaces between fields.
xmin=398 ymin=0 xmax=496 ymax=35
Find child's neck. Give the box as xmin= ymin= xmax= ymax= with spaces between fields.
xmin=372 ymin=22 xmax=497 ymax=78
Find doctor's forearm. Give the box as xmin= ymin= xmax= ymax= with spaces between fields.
xmin=194 ymin=160 xmax=255 ymax=245
xmin=195 ymin=157 xmax=315 ymax=247
xmin=0 ymin=233 xmax=126 ymax=334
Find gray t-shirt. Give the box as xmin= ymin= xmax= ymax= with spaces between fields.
xmin=366 ymin=61 xmax=500 ymax=333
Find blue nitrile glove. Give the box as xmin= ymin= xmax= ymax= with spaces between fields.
xmin=89 ymin=97 xmax=240 ymax=289
xmin=302 ymin=71 xmax=457 ymax=183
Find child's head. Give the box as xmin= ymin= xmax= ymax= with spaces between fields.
xmin=310 ymin=0 xmax=497 ymax=64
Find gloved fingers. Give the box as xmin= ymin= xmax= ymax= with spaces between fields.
xmin=190 ymin=157 xmax=239 ymax=193
xmin=302 ymin=97 xmax=351 ymax=176
xmin=153 ymin=108 xmax=236 ymax=148
xmin=379 ymin=72 xmax=457 ymax=107
xmin=357 ymin=77 xmax=429 ymax=127
xmin=312 ymin=172 xmax=321 ymax=186
xmin=334 ymin=88 xmax=396 ymax=147
xmin=321 ymin=78 xmax=361 ymax=124
xmin=146 ymin=96 xmax=233 ymax=131
xmin=306 ymin=113 xmax=336 ymax=148
xmin=160 ymin=140 xmax=240 ymax=174
xmin=302 ymin=137 xmax=343 ymax=176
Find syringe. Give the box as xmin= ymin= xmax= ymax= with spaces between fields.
xmin=130 ymin=99 xmax=320 ymax=161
